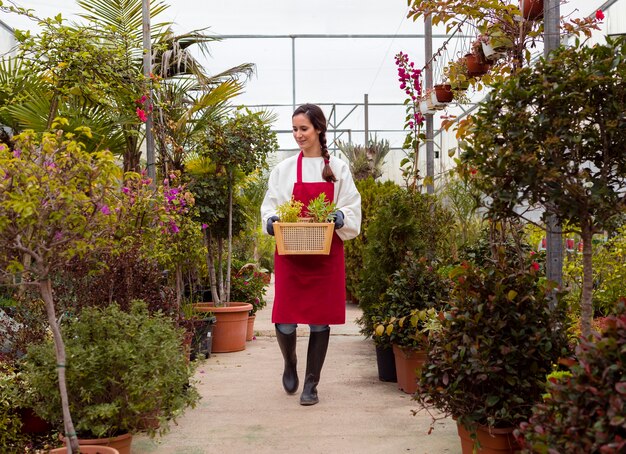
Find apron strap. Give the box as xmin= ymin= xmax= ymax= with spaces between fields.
xmin=296 ymin=151 xmax=303 ymax=183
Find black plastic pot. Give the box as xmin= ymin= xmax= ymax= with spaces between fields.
xmin=375 ymin=344 xmax=397 ymax=382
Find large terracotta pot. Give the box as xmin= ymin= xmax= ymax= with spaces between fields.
xmin=50 ymin=446 xmax=119 ymax=454
xmin=194 ymin=302 xmax=253 ymax=352
xmin=519 ymin=0 xmax=543 ymax=20
xmin=246 ymin=315 xmax=256 ymax=341
xmin=392 ymin=344 xmax=427 ymax=394
xmin=60 ymin=433 xmax=131 ymax=454
xmin=457 ymin=422 xmax=521 ymax=453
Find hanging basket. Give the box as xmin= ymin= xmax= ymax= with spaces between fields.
xmin=274 ymin=222 xmax=334 ymax=255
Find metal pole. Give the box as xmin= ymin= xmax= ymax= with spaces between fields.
xmin=291 ymin=36 xmax=296 ymax=112
xmin=544 ymin=0 xmax=563 ymax=285
xmin=364 ymin=93 xmax=369 ymax=146
xmin=425 ymin=15 xmax=434 ymax=194
xmin=142 ymin=0 xmax=156 ymax=183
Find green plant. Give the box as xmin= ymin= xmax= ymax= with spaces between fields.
xmin=516 ymin=301 xmax=626 ymax=453
xmin=0 ymin=361 xmax=26 ymax=449
xmin=344 ymin=178 xmax=401 ymax=302
xmin=373 ymin=255 xmax=450 ymax=349
xmin=460 ymin=37 xmax=626 ymax=337
xmin=305 ymin=193 xmax=337 ymax=223
xmin=276 ymin=197 xmax=305 ymax=223
xmin=21 ymin=301 xmax=199 ymax=439
xmin=229 ymin=263 xmax=268 ymax=316
xmin=356 ymin=189 xmax=454 ymax=339
xmin=415 ymin=258 xmax=568 ymax=434
xmin=0 ymin=127 xmax=121 ymax=451
xmin=337 ymin=135 xmax=391 ymax=181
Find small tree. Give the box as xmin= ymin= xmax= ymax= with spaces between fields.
xmin=337 ymin=135 xmax=391 ymax=181
xmin=460 ymin=37 xmax=626 ymax=338
xmin=0 ymin=125 xmax=121 ymax=452
xmin=189 ymin=108 xmax=277 ymax=305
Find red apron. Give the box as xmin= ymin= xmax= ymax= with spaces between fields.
xmin=272 ymin=152 xmax=346 ymax=325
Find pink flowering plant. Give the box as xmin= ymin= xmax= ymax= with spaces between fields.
xmin=395 ymin=51 xmax=424 ymax=188
xmin=0 ymin=125 xmax=121 ymax=451
xmin=113 ymin=171 xmax=204 ymax=307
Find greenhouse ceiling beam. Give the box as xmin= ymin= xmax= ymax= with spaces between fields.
xmin=217 ymin=34 xmax=472 ymax=111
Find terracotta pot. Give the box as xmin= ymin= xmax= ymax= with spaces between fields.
xmin=464 ymin=53 xmax=490 ymax=77
xmin=392 ymin=344 xmax=427 ymax=394
xmin=50 ymin=446 xmax=119 ymax=454
xmin=60 ymin=433 xmax=131 ymax=454
xmin=457 ymin=422 xmax=521 ymax=453
xmin=434 ymin=84 xmax=454 ymax=103
xmin=246 ymin=315 xmax=256 ymax=341
xmin=194 ymin=302 xmax=253 ymax=352
xmin=519 ymin=0 xmax=543 ymax=20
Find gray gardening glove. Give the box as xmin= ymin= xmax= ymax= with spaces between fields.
xmin=266 ymin=216 xmax=280 ymax=236
xmin=331 ymin=210 xmax=344 ymax=229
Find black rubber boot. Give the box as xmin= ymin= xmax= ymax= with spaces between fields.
xmin=300 ymin=328 xmax=330 ymax=406
xmin=275 ymin=326 xmax=299 ymax=394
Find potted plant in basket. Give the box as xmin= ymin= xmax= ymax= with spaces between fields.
xmin=373 ymin=254 xmax=450 ymax=394
xmin=415 ymin=250 xmax=568 ymax=453
xmin=273 ymin=193 xmax=338 ymax=255
xmin=20 ymin=301 xmax=200 ymax=453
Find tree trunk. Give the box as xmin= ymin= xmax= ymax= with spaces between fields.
xmin=175 ymin=265 xmax=183 ymax=310
xmin=205 ymin=230 xmax=221 ymax=305
xmin=38 ymin=278 xmax=79 ymax=453
xmin=225 ymin=172 xmax=233 ymax=303
xmin=580 ymin=219 xmax=594 ymax=339
xmin=218 ymin=237 xmax=224 ymax=303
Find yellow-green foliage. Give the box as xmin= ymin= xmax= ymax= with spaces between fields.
xmin=276 ymin=197 xmax=304 ymax=223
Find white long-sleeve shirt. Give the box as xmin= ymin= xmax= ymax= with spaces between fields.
xmin=261 ymin=154 xmax=361 ymax=241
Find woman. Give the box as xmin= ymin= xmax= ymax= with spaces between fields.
xmin=261 ymin=103 xmax=361 ymax=406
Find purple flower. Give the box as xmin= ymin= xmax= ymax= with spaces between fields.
xmin=100 ymin=205 xmax=111 ymax=215
xmin=53 ymin=231 xmax=63 ymax=241
xmin=169 ymin=222 xmax=180 ymax=234
xmin=201 ymin=224 xmax=208 ymax=230
xmin=122 ymin=187 xmax=130 ymax=194
xmin=12 ymin=149 xmax=21 ymax=158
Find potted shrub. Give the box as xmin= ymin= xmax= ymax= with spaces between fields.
xmin=373 ymin=255 xmax=450 ymax=394
xmin=415 ymin=253 xmax=568 ymax=453
xmin=21 ymin=301 xmax=200 ymax=453
xmin=230 ymin=262 xmax=268 ymax=341
xmin=516 ymin=300 xmax=626 ymax=453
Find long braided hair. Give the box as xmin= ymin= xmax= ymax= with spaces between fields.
xmin=293 ymin=104 xmax=337 ymax=182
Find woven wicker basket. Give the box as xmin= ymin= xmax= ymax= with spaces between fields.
xmin=274 ymin=222 xmax=335 ymax=255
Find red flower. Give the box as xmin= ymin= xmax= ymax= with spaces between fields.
xmin=595 ymin=9 xmax=604 ymax=20
xmin=136 ymin=108 xmax=148 ymax=123
xmin=531 ymin=262 xmax=540 ymax=271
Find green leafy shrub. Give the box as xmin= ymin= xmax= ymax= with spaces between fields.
xmin=22 ymin=301 xmax=199 ymax=439
xmin=230 ymin=264 xmax=268 ymax=316
xmin=0 ymin=362 xmax=25 ymax=449
xmin=516 ymin=301 xmax=626 ymax=453
xmin=356 ymin=189 xmax=453 ymax=339
xmin=373 ymin=255 xmax=450 ymax=349
xmin=344 ymin=177 xmax=401 ymax=301
xmin=415 ymin=259 xmax=568 ymax=432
